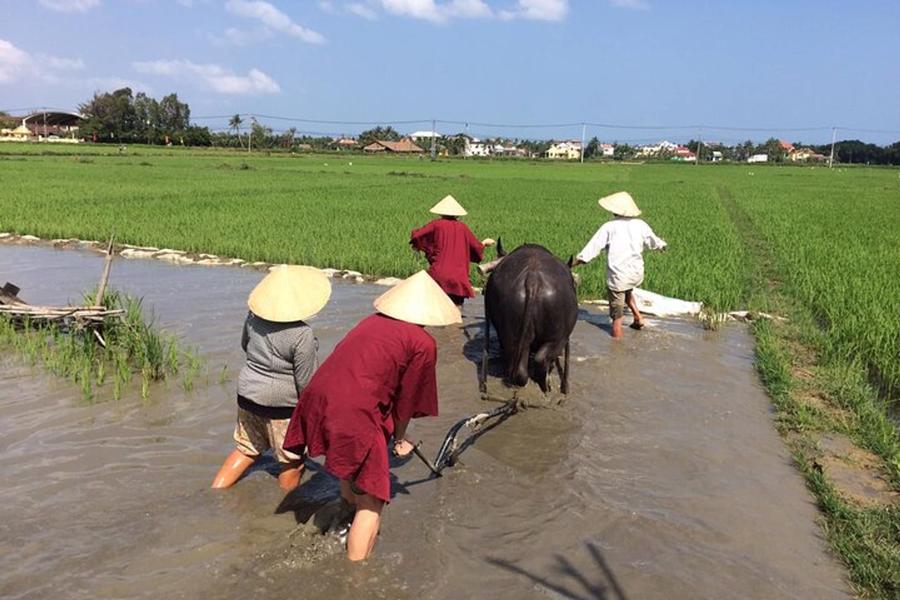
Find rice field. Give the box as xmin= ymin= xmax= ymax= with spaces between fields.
xmin=2 ymin=143 xmax=899 ymax=595
xmin=0 ymin=144 xmax=897 ymax=400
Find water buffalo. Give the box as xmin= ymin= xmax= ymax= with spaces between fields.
xmin=480 ymin=240 xmax=578 ymax=394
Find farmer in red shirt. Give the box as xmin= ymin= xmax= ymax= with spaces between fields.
xmin=410 ymin=195 xmax=495 ymax=305
xmin=283 ymin=270 xmax=461 ymax=561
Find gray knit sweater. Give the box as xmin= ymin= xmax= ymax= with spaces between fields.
xmin=237 ymin=312 xmax=318 ymax=409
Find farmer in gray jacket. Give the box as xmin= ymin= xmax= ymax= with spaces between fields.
xmin=212 ymin=265 xmax=332 ymax=492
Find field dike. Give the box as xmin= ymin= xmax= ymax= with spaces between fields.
xmin=718 ymin=185 xmax=900 ymax=599
xmin=0 ymin=232 xmax=772 ymax=325
xmin=0 ymin=232 xmax=403 ymax=287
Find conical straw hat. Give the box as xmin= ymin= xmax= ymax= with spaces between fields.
xmin=598 ymin=191 xmax=641 ymax=217
xmin=429 ymin=194 xmax=468 ymax=217
xmin=248 ymin=265 xmax=332 ymax=322
xmin=373 ymin=271 xmax=462 ymax=326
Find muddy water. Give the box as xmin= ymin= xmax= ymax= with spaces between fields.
xmin=0 ymin=245 xmax=849 ymax=600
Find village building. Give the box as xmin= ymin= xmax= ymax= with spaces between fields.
xmin=672 ymin=145 xmax=697 ymax=162
xmin=545 ymin=141 xmax=582 ymax=160
xmin=333 ymin=137 xmax=358 ymax=149
xmin=778 ymin=139 xmax=795 ymax=153
xmin=789 ymin=147 xmax=826 ymax=162
xmin=637 ymin=140 xmax=678 ymax=157
xmin=0 ymin=110 xmax=83 ymax=143
xmin=748 ymin=153 xmax=769 ymax=163
xmin=465 ymin=139 xmax=491 ymax=157
xmin=362 ymin=138 xmax=425 ymax=154
xmin=408 ymin=130 xmax=442 ymax=144
xmin=599 ymin=143 xmax=614 ymax=157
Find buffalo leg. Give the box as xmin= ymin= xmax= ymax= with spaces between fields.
xmin=480 ymin=315 xmax=489 ymax=393
xmin=561 ymin=340 xmax=570 ymax=394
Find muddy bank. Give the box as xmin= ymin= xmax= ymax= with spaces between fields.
xmin=0 ymin=245 xmax=849 ymax=599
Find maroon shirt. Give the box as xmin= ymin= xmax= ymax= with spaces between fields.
xmin=410 ymin=218 xmax=485 ymax=298
xmin=283 ymin=313 xmax=438 ymax=502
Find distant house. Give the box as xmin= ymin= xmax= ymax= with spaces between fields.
xmin=408 ymin=130 xmax=442 ymax=144
xmin=672 ymin=145 xmax=697 ymax=162
xmin=334 ymin=137 xmax=358 ymax=149
xmin=778 ymin=140 xmax=795 ymax=153
xmin=0 ymin=124 xmax=33 ymax=141
xmin=363 ymin=138 xmax=425 ymax=153
xmin=599 ymin=143 xmax=614 ymax=158
xmin=710 ymin=150 xmax=723 ymax=162
xmin=465 ymin=139 xmax=491 ymax=157
xmin=546 ymin=141 xmax=582 ymax=160
xmin=789 ymin=148 xmax=826 ymax=162
xmin=748 ymin=153 xmax=768 ymax=163
xmin=295 ymin=143 xmax=313 ymax=151
xmin=637 ymin=140 xmax=678 ymax=157
xmin=463 ymin=137 xmax=525 ymax=158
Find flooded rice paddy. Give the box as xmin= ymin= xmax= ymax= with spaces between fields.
xmin=0 ymin=245 xmax=849 ymax=599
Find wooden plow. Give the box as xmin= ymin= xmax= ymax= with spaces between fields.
xmin=0 ymin=237 xmax=124 ymax=345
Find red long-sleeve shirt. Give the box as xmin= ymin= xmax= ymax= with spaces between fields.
xmin=283 ymin=313 xmax=438 ymax=502
xmin=410 ymin=218 xmax=484 ymax=298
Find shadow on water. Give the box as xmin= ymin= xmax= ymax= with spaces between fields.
xmin=578 ymin=307 xmax=612 ymax=336
xmin=487 ymin=542 xmax=630 ymax=600
xmin=274 ymin=453 xmax=429 ymax=527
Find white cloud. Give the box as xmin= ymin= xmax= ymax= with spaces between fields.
xmin=0 ymin=39 xmax=87 ymax=85
xmin=0 ymin=39 xmax=30 ymax=83
xmin=85 ymin=77 xmax=153 ymax=94
xmin=325 ymin=0 xmax=566 ymax=23
xmin=40 ymin=55 xmax=86 ymax=71
xmin=377 ymin=0 xmax=492 ymax=22
xmin=609 ymin=0 xmax=649 ymax=9
xmin=211 ymin=27 xmax=275 ymax=46
xmin=133 ymin=59 xmax=281 ymax=95
xmin=38 ymin=0 xmax=100 ymax=13
xmin=320 ymin=1 xmax=379 ymax=20
xmin=347 ymin=2 xmax=378 ymax=19
xmin=224 ymin=0 xmax=326 ymax=44
xmin=499 ymin=0 xmax=568 ymax=21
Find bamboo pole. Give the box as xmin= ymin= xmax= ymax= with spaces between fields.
xmin=95 ymin=235 xmax=115 ymax=306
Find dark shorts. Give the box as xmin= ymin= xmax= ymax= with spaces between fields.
xmin=448 ymin=294 xmax=466 ymax=306
xmin=607 ymin=288 xmax=632 ymax=320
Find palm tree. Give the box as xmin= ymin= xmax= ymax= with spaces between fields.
xmin=284 ymin=127 xmax=297 ymax=148
xmin=229 ymin=114 xmax=243 ymax=149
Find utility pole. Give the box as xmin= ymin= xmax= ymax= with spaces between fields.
xmin=249 ymin=116 xmax=255 ymax=154
xmin=464 ymin=122 xmax=468 ymax=160
xmin=828 ymin=127 xmax=836 ymax=169
xmin=580 ymin=123 xmax=586 ymax=163
xmin=430 ymin=118 xmax=437 ymax=161
xmin=696 ymin=128 xmax=702 ymax=166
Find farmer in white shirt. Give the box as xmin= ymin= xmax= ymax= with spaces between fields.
xmin=572 ymin=191 xmax=667 ymax=338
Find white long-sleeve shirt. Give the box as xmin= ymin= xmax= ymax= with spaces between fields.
xmin=576 ymin=218 xmax=667 ymax=291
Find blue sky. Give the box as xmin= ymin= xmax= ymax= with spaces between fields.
xmin=1 ymin=0 xmax=898 ymax=144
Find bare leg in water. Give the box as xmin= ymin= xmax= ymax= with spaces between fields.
xmin=341 ymin=481 xmax=384 ymax=561
xmin=211 ymin=450 xmax=256 ymax=488
xmin=625 ymin=290 xmax=644 ymax=329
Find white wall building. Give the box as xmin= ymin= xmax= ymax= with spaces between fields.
xmin=408 ymin=130 xmax=442 ymax=144
xmin=748 ymin=154 xmax=769 ymax=163
xmin=637 ymin=140 xmax=679 ymax=157
xmin=546 ymin=141 xmax=582 ymax=160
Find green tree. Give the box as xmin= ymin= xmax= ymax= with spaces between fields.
xmin=79 ymin=87 xmax=139 ymax=141
xmin=229 ymin=114 xmax=244 ymax=149
xmin=613 ymin=143 xmax=635 ymax=160
xmin=584 ymin=136 xmax=600 ymax=159
xmin=358 ymin=126 xmax=401 ymax=147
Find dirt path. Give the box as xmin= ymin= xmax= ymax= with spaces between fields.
xmin=0 ymin=245 xmax=850 ymax=599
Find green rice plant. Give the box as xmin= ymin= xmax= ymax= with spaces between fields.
xmin=0 ymin=288 xmax=200 ymax=401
